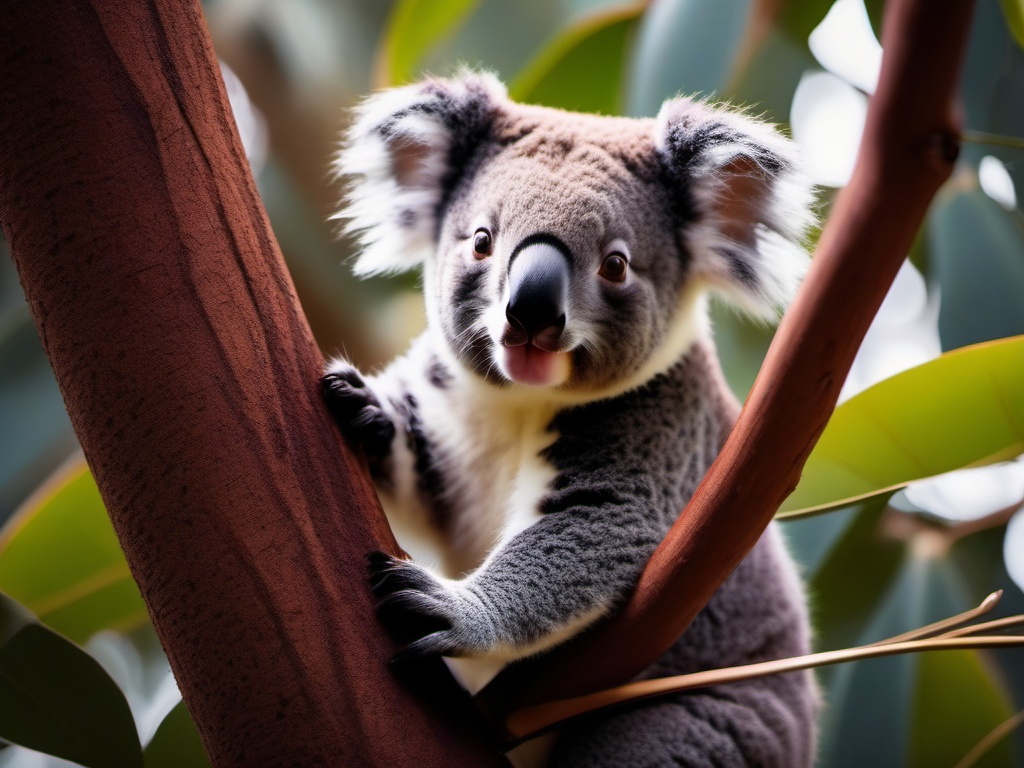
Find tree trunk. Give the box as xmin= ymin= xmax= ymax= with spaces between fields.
xmin=0 ymin=2 xmax=506 ymax=766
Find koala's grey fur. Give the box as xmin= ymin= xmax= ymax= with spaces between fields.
xmin=324 ymin=72 xmax=818 ymax=768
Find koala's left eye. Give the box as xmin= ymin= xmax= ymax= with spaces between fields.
xmin=599 ymin=253 xmax=628 ymax=283
xmin=473 ymin=228 xmax=493 ymax=259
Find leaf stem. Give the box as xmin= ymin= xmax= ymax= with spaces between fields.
xmin=961 ymin=129 xmax=1024 ymax=150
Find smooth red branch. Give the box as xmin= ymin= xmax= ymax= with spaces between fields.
xmin=477 ymin=0 xmax=977 ymax=737
xmin=0 ymin=2 xmax=506 ymax=765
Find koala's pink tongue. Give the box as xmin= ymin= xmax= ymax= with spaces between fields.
xmin=504 ymin=345 xmax=570 ymax=387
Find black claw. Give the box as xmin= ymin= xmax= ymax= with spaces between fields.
xmin=367 ymin=550 xmax=392 ymax=566
xmin=321 ymin=368 xmax=395 ymax=460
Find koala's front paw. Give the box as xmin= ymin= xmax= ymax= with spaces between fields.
xmin=368 ymin=552 xmax=495 ymax=661
xmin=321 ymin=364 xmax=395 ymax=459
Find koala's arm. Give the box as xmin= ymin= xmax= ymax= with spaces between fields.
xmin=371 ymin=465 xmax=665 ymax=660
xmin=370 ymin=355 xmax=725 ymax=661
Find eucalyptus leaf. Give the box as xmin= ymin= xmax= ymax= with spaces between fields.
xmin=377 ymin=0 xmax=480 ymax=86
xmin=1000 ymin=0 xmax=1024 ymax=50
xmin=0 ymin=462 xmax=146 ymax=644
xmin=0 ymin=593 xmax=142 ymax=768
xmin=909 ymin=562 xmax=1016 ymax=768
xmin=510 ymin=4 xmax=644 ymax=115
xmin=930 ymin=184 xmax=1024 ymax=351
xmin=807 ymin=495 xmax=902 ymax=654
xmin=777 ymin=0 xmax=835 ymax=47
xmin=780 ymin=335 xmax=1024 ymax=516
xmin=625 ymin=0 xmax=751 ymax=116
xmin=817 ymin=553 xmax=918 ymax=768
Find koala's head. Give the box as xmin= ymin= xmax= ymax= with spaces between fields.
xmin=336 ymin=72 xmax=813 ymax=396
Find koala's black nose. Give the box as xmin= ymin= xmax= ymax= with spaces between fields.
xmin=505 ymin=237 xmax=570 ymax=348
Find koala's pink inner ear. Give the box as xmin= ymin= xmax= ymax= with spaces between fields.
xmin=715 ymin=156 xmax=772 ymax=249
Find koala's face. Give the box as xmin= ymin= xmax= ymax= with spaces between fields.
xmin=429 ymin=112 xmax=687 ymax=391
xmin=338 ymin=74 xmax=812 ymax=394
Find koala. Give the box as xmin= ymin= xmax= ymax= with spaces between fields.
xmin=324 ymin=72 xmax=818 ymax=768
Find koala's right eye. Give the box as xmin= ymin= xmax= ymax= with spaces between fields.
xmin=473 ymin=228 xmax=493 ymax=259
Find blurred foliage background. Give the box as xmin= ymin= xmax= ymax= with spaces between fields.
xmin=1 ymin=0 xmax=1024 ymax=766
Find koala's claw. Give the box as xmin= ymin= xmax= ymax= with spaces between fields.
xmin=322 ymin=365 xmax=395 ymax=458
xmin=367 ymin=552 xmax=491 ymax=659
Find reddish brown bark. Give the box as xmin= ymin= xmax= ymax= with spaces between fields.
xmin=0 ymin=2 xmax=505 ymax=766
xmin=478 ymin=0 xmax=977 ymax=736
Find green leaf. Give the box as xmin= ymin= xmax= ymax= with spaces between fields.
xmin=818 ymin=555 xmax=1017 ymax=767
xmin=1000 ymin=0 xmax=1024 ymax=49
xmin=930 ymin=183 xmax=1024 ymax=351
xmin=0 ymin=461 xmax=147 ymax=644
xmin=909 ymin=563 xmax=1016 ymax=768
xmin=777 ymin=0 xmax=835 ymax=47
xmin=510 ymin=4 xmax=644 ymax=114
xmin=626 ymin=0 xmax=752 ymax=116
xmin=817 ymin=552 xmax=917 ymax=768
xmin=724 ymin=24 xmax=817 ymax=125
xmin=912 ymin=651 xmax=1016 ymax=767
xmin=817 ymin=556 xmax=1005 ymax=766
xmin=144 ymin=702 xmax=210 ymax=768
xmin=806 ymin=495 xmax=902 ymax=653
xmin=0 ymin=592 xmax=143 ymax=768
xmin=863 ymin=0 xmax=884 ymax=41
xmin=376 ymin=0 xmax=480 ymax=86
xmin=779 ymin=335 xmax=1024 ymax=516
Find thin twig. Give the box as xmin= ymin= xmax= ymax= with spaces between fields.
xmin=506 ymin=635 xmax=1024 ymax=740
xmin=505 ymin=591 xmax=1024 ymax=741
xmin=863 ymin=590 xmax=1002 ymax=646
xmin=961 ymin=129 xmax=1024 ymax=150
xmin=953 ymin=707 xmax=1024 ymax=768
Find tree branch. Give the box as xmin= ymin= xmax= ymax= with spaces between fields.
xmin=0 ymin=2 xmax=506 ymax=765
xmin=477 ymin=0 xmax=978 ymax=739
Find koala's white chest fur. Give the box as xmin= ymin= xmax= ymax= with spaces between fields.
xmin=372 ymin=341 xmax=560 ymax=577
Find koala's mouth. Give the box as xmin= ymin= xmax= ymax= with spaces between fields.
xmin=501 ymin=343 xmax=571 ymax=387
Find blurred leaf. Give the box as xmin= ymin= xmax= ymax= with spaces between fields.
xmin=913 ymin=651 xmax=1016 ymax=768
xmin=930 ymin=183 xmax=1024 ymax=351
xmin=626 ymin=0 xmax=752 ymax=116
xmin=712 ymin=302 xmax=777 ymax=400
xmin=417 ymin=0 xmax=573 ymax=85
xmin=863 ymin=0 xmax=884 ymax=41
xmin=376 ymin=0 xmax=480 ymax=86
xmin=510 ymin=3 xmax=644 ymax=114
xmin=909 ymin=561 xmax=1016 ymax=768
xmin=0 ymin=592 xmax=143 ymax=768
xmin=818 ymin=538 xmax=1019 ymax=767
xmin=807 ymin=495 xmax=902 ymax=652
xmin=961 ymin=0 xmax=1024 ymax=148
xmin=143 ymin=702 xmax=210 ymax=768
xmin=0 ymin=461 xmax=146 ymax=644
xmin=780 ymin=336 xmax=1024 ymax=516
xmin=725 ymin=24 xmax=816 ymax=125
xmin=778 ymin=504 xmax=857 ymax=578
xmin=1001 ymin=0 xmax=1024 ymax=50
xmin=777 ymin=0 xmax=835 ymax=46
xmin=817 ymin=553 xmax=918 ymax=768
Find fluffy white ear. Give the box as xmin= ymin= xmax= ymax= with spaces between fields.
xmin=333 ymin=72 xmax=506 ymax=277
xmin=655 ymin=98 xmax=815 ymax=319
